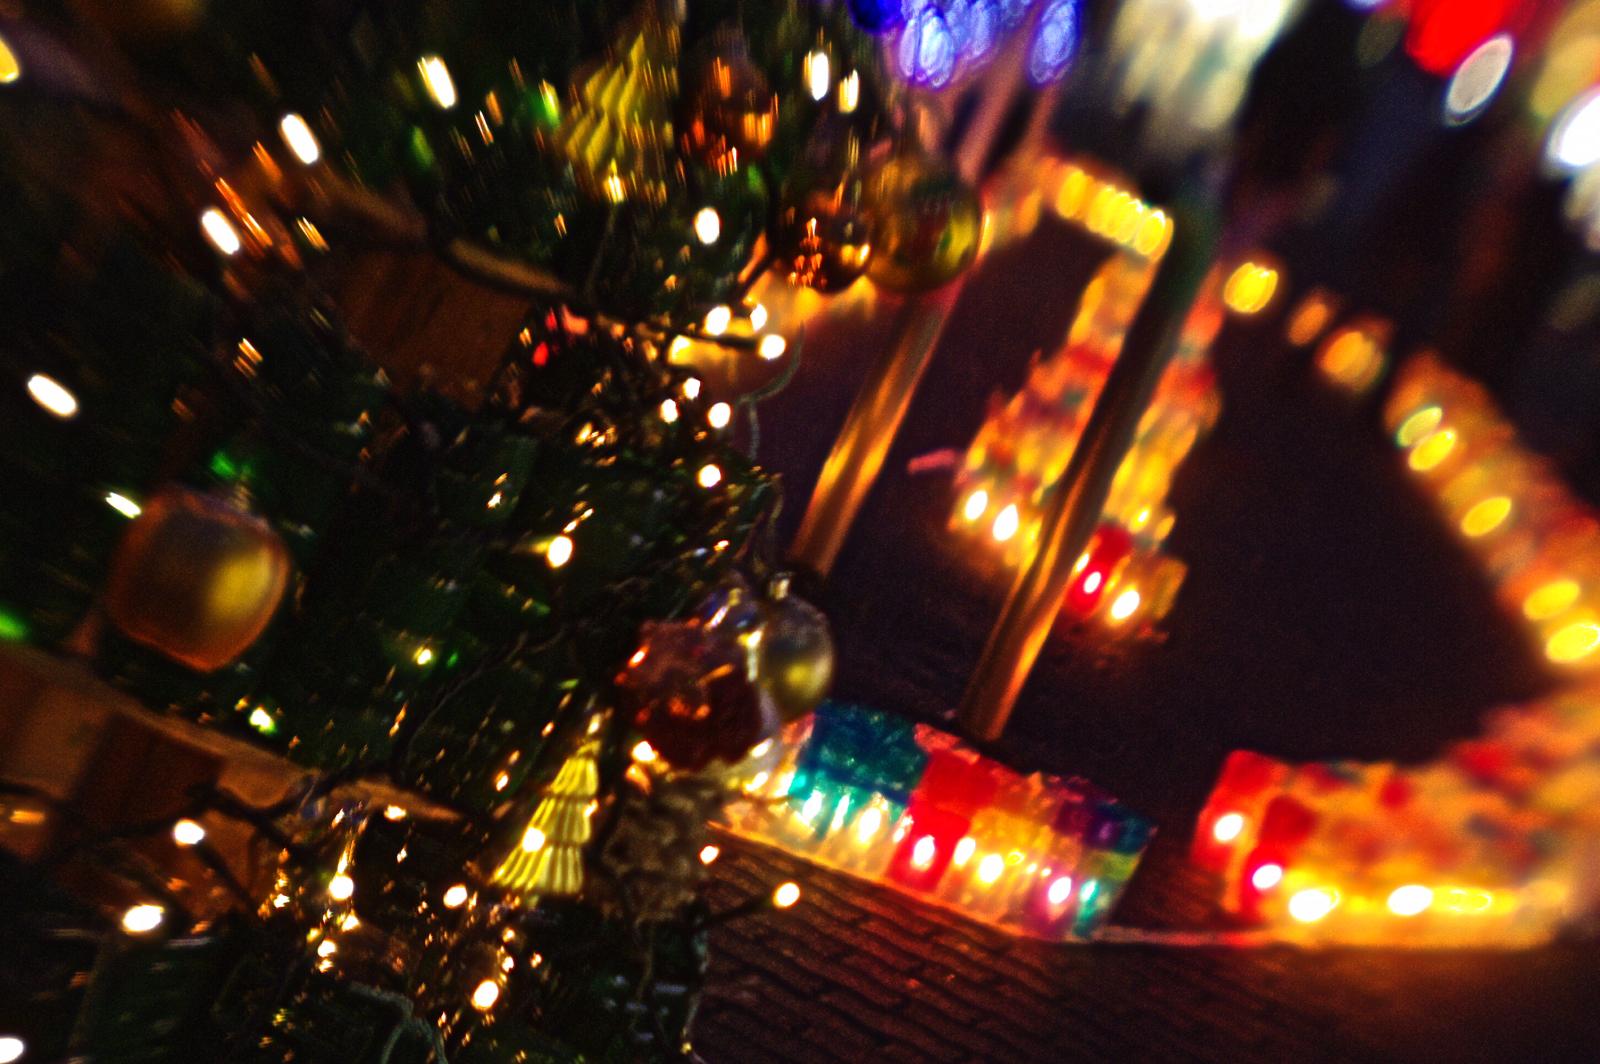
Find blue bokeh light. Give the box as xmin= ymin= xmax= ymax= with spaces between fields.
xmin=1027 ymin=0 xmax=1079 ymax=86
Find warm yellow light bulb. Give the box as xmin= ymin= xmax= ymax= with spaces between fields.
xmin=963 ymin=489 xmax=989 ymax=523
xmin=0 ymin=1035 xmax=24 ymax=1064
xmin=1288 ymin=888 xmax=1336 ymax=923
xmin=200 ymin=208 xmax=242 ymax=256
xmin=773 ymin=881 xmax=801 ymax=908
xmin=659 ymin=398 xmax=680 ymax=423
xmin=1408 ymin=429 xmax=1457 ymax=472
xmin=443 ymin=884 xmax=470 ymax=909
xmin=992 ymin=503 xmax=1020 ymax=543
xmin=121 ymin=904 xmax=164 ymax=934
xmin=26 ymin=374 xmax=77 ymax=419
xmin=0 ymin=32 xmax=20 ymax=84
xmin=279 ymin=113 xmax=321 ymax=165
xmin=521 ymin=827 xmax=547 ymax=853
xmin=471 ymin=980 xmax=500 ymax=1011
xmin=1047 ymin=876 xmax=1074 ymax=906
xmin=694 ymin=207 xmax=721 ymax=245
xmin=1211 ymin=812 xmax=1245 ymax=844
xmin=699 ymin=845 xmax=721 ymax=865
xmin=703 ymin=305 xmax=733 ymax=336
xmin=328 ymin=874 xmax=355 ymax=901
xmin=1387 ymin=884 xmax=1433 ymax=917
xmin=910 ymin=836 xmax=937 ymax=870
xmin=1460 ymin=496 xmax=1512 ymax=537
xmin=856 ymin=806 xmax=884 ymax=843
xmin=248 ymin=707 xmax=276 ymax=733
xmin=1524 ymin=579 xmax=1580 ymax=621
xmin=698 ymin=464 xmax=723 ymax=489
xmin=1108 ymin=588 xmax=1141 ymax=623
xmin=172 ymin=819 xmax=206 ymax=846
xmin=976 ymin=854 xmax=1005 ymax=885
xmin=708 ymin=402 xmax=733 ymax=429
xmin=632 ymin=740 xmax=658 ymax=763
xmin=683 ymin=377 xmax=702 ymax=400
xmin=839 ymin=70 xmax=860 ymax=113
xmin=1547 ymin=620 xmax=1600 ymax=664
xmin=413 ymin=646 xmax=435 ymax=667
xmin=748 ymin=303 xmax=768 ymax=331
xmin=758 ymin=334 xmax=787 ymax=360
xmin=546 ymin=534 xmax=574 ymax=568
xmin=419 ymin=55 xmax=457 ymax=108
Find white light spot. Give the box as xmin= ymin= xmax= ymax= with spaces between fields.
xmin=708 ymin=402 xmax=733 ymax=429
xmin=748 ymin=303 xmax=768 ymax=331
xmin=121 ymin=904 xmax=164 ymax=934
xmin=105 ymin=492 xmax=141 ymax=519
xmin=1251 ymin=863 xmax=1284 ymax=891
xmin=471 ymin=980 xmax=500 ymax=1010
xmin=694 ymin=207 xmax=721 ymax=245
xmin=805 ymin=50 xmax=831 ymax=101
xmin=698 ymin=463 xmax=723 ymax=489
xmin=992 ymin=503 xmax=1020 ymax=542
xmin=419 ymin=55 xmax=457 ymax=109
xmin=26 ymin=374 xmax=77 ymax=419
xmin=443 ymin=884 xmax=469 ymax=908
xmin=758 ymin=334 xmax=787 ymax=360
xmin=1445 ymin=35 xmax=1513 ymax=126
xmin=279 ymin=113 xmax=321 ymax=164
xmin=1212 ymin=812 xmax=1245 ymax=844
xmin=200 ymin=209 xmax=242 ymax=256
xmin=1047 ymin=876 xmax=1073 ymax=906
xmin=328 ymin=874 xmax=355 ymax=901
xmin=546 ymin=535 xmax=574 ymax=568
xmin=704 ymin=305 xmax=733 ymax=336
xmin=1387 ymin=884 xmax=1434 ymax=917
xmin=0 ymin=1036 xmax=24 ymax=1063
xmin=172 ymin=819 xmax=206 ymax=846
xmin=1550 ymin=88 xmax=1600 ymax=172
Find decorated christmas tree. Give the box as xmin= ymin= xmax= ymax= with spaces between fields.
xmin=0 ymin=0 xmax=993 ymax=1058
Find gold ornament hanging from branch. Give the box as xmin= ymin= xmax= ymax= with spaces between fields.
xmin=490 ymin=723 xmax=603 ymax=899
xmin=556 ymin=9 xmax=681 ymax=208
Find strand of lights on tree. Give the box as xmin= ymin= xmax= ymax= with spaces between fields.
xmin=1194 ymin=353 xmax=1600 ymax=944
xmin=718 ymin=701 xmax=1153 ymax=940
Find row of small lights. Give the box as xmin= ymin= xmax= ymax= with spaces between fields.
xmin=1209 ymin=812 xmax=1499 ymax=925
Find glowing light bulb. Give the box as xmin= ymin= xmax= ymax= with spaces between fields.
xmin=693 ymin=207 xmax=721 ymax=245
xmin=122 ymin=904 xmax=164 ymax=934
xmin=750 ymin=739 xmax=773 ymax=757
xmin=1387 ymin=884 xmax=1433 ymax=917
xmin=26 ymin=374 xmax=77 ymax=419
xmin=698 ymin=463 xmax=723 ymax=489
xmin=418 ymin=55 xmax=457 ymax=108
xmin=0 ymin=32 xmax=20 ymax=84
xmin=805 ymin=50 xmax=831 ymax=101
xmin=683 ymin=377 xmax=702 ymax=400
xmin=521 ymin=827 xmax=547 ymax=853
xmin=1524 ymin=579 xmax=1581 ymax=621
xmin=953 ymin=837 xmax=978 ymax=867
xmin=1081 ymin=571 xmax=1103 ymax=595
xmin=471 ymin=980 xmax=500 ymax=1011
xmin=1212 ymin=812 xmax=1246 ymax=843
xmin=992 ymin=503 xmax=1020 ymax=542
xmin=839 ymin=69 xmax=861 ymax=113
xmin=632 ymin=740 xmax=658 ymax=763
xmin=1288 ymin=888 xmax=1336 ymax=923
xmin=279 ymin=113 xmax=321 ymax=164
xmin=1460 ymin=496 xmax=1512 ymax=537
xmin=328 ymin=874 xmax=355 ymax=901
xmin=748 ymin=303 xmax=768 ymax=331
xmin=1223 ymin=262 xmax=1278 ymax=314
xmin=1549 ymin=88 xmax=1600 ymax=172
xmin=708 ymin=402 xmax=733 ymax=429
xmin=1444 ymin=35 xmax=1513 ymax=126
xmin=758 ymin=334 xmax=787 ymax=360
xmin=910 ymin=835 xmax=937 ymax=870
xmin=1108 ymin=588 xmax=1141 ymax=623
xmin=1547 ymin=620 xmax=1600 ymax=664
xmin=773 ymin=882 xmax=802 ymax=908
xmin=1250 ymin=863 xmax=1284 ymax=891
xmin=1408 ymin=429 xmax=1457 ymax=472
xmin=443 ymin=884 xmax=469 ymax=908
xmin=1395 ymin=406 xmax=1443 ymax=447
xmin=1047 ymin=876 xmax=1073 ymax=906
xmin=0 ymin=1036 xmax=24 ymax=1063
xmin=699 ymin=845 xmax=720 ymax=865
xmin=200 ymin=208 xmax=242 ymax=256
xmin=977 ymin=854 xmax=1005 ymax=885
xmin=248 ymin=707 xmax=276 ymax=733
xmin=963 ymin=489 xmax=989 ymax=522
xmin=413 ymin=646 xmax=435 ymax=667
xmin=660 ymin=398 xmax=680 ymax=423
xmin=801 ymin=790 xmax=824 ymax=823
xmin=856 ymin=807 xmax=884 ymax=843
xmin=546 ymin=535 xmax=574 ymax=568
xmin=105 ymin=492 xmax=142 ymax=519
xmin=316 ymin=939 xmax=337 ymax=958
xmin=172 ymin=819 xmax=206 ymax=846
xmin=703 ymin=305 xmax=732 ymax=336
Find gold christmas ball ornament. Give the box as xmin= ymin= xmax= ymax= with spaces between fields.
xmin=768 ymin=115 xmax=875 ymax=292
xmin=103 ymin=486 xmax=291 ymax=672
xmin=680 ymin=38 xmax=779 ymax=167
xmin=757 ymin=577 xmax=834 ymax=722
xmin=864 ymin=152 xmax=982 ymax=293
